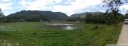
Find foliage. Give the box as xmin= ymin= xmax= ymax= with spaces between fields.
xmin=85 ymin=12 xmax=124 ymax=25
xmin=102 ymin=0 xmax=123 ymax=11
xmin=69 ymin=12 xmax=102 ymax=22
xmin=0 ymin=8 xmax=6 ymax=23
xmin=125 ymin=13 xmax=128 ymax=19
xmin=5 ymin=10 xmax=69 ymax=22
xmin=67 ymin=17 xmax=85 ymax=22
xmin=102 ymin=0 xmax=124 ymax=24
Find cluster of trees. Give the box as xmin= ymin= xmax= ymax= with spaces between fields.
xmin=0 ymin=10 xmax=69 ymax=22
xmin=68 ymin=12 xmax=102 ymax=22
xmin=125 ymin=13 xmax=128 ymax=19
xmin=99 ymin=0 xmax=125 ymax=24
xmin=67 ymin=17 xmax=85 ymax=22
xmin=0 ymin=9 xmax=6 ymax=22
xmin=85 ymin=12 xmax=124 ymax=25
xmin=67 ymin=13 xmax=86 ymax=22
xmin=67 ymin=0 xmax=128 ymax=24
xmin=83 ymin=0 xmax=126 ymax=25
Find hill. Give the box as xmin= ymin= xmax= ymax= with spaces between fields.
xmin=6 ymin=10 xmax=69 ymax=22
xmin=70 ymin=12 xmax=103 ymax=18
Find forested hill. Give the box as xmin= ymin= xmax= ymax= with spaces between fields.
xmin=70 ymin=12 xmax=103 ymax=18
xmin=6 ymin=10 xmax=69 ymax=22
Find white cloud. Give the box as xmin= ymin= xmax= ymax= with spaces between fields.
xmin=0 ymin=0 xmax=11 ymax=2
xmin=0 ymin=0 xmax=12 ymax=10
xmin=54 ymin=0 xmax=63 ymax=3
xmin=0 ymin=0 xmax=13 ymax=15
xmin=1 ymin=0 xmax=128 ymax=16
xmin=18 ymin=0 xmax=54 ymax=10
xmin=0 ymin=3 xmax=12 ymax=10
xmin=52 ymin=5 xmax=74 ymax=15
xmin=52 ymin=0 xmax=103 ymax=15
xmin=17 ymin=0 xmax=103 ymax=16
xmin=120 ymin=4 xmax=128 ymax=13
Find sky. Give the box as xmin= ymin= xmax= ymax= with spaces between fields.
xmin=0 ymin=0 xmax=128 ymax=16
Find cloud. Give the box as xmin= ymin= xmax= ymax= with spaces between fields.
xmin=18 ymin=0 xmax=53 ymax=10
xmin=0 ymin=0 xmax=13 ymax=15
xmin=0 ymin=0 xmax=11 ymax=2
xmin=1 ymin=0 xmax=128 ymax=16
xmin=0 ymin=0 xmax=13 ymax=10
xmin=0 ymin=3 xmax=12 ymax=10
xmin=120 ymin=4 xmax=128 ymax=13
xmin=17 ymin=0 xmax=103 ymax=16
xmin=2 ymin=0 xmax=127 ymax=16
xmin=52 ymin=0 xmax=103 ymax=15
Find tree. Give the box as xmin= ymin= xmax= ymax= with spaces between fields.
xmin=0 ymin=8 xmax=6 ymax=23
xmin=125 ymin=13 xmax=128 ymax=19
xmin=102 ymin=0 xmax=124 ymax=24
xmin=0 ymin=8 xmax=3 ymax=16
xmin=84 ymin=12 xmax=124 ymax=25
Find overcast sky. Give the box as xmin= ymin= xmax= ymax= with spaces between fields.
xmin=0 ymin=0 xmax=128 ymax=16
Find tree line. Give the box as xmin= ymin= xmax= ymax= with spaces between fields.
xmin=85 ymin=12 xmax=125 ymax=25
xmin=0 ymin=10 xmax=69 ymax=22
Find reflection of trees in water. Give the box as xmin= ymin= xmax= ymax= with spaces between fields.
xmin=0 ymin=26 xmax=5 ymax=31
xmin=64 ymin=26 xmax=74 ymax=30
xmin=47 ymin=23 xmax=77 ymax=30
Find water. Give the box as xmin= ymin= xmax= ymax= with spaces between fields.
xmin=47 ymin=23 xmax=76 ymax=30
xmin=64 ymin=26 xmax=74 ymax=30
xmin=48 ymin=23 xmax=73 ymax=26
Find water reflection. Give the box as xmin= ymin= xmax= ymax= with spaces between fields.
xmin=48 ymin=23 xmax=73 ymax=26
xmin=47 ymin=23 xmax=76 ymax=30
xmin=63 ymin=26 xmax=74 ymax=30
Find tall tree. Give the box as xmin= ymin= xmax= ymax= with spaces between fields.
xmin=0 ymin=8 xmax=6 ymax=23
xmin=0 ymin=8 xmax=4 ymax=17
xmin=102 ymin=0 xmax=124 ymax=24
xmin=0 ymin=8 xmax=2 ymax=16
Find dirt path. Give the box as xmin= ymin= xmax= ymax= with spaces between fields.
xmin=117 ymin=24 xmax=128 ymax=45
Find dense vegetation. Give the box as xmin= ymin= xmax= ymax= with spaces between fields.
xmin=2 ymin=10 xmax=69 ymax=22
xmin=102 ymin=0 xmax=124 ymax=24
xmin=125 ymin=13 xmax=128 ymax=19
xmin=0 ymin=22 xmax=122 ymax=46
xmin=69 ymin=11 xmax=125 ymax=24
xmin=69 ymin=12 xmax=103 ymax=22
xmin=85 ymin=12 xmax=124 ymax=25
xmin=70 ymin=12 xmax=102 ymax=18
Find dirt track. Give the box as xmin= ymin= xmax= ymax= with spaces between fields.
xmin=117 ymin=24 xmax=128 ymax=45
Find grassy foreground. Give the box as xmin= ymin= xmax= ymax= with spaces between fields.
xmin=0 ymin=22 xmax=122 ymax=46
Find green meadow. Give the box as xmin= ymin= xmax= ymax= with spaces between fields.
xmin=0 ymin=22 xmax=122 ymax=46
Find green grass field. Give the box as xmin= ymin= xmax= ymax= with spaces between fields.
xmin=0 ymin=22 xmax=122 ymax=46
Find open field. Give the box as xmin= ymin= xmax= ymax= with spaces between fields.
xmin=0 ymin=22 xmax=122 ymax=46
